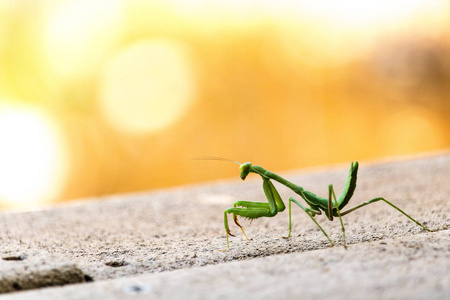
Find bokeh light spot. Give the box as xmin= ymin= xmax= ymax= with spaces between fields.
xmin=99 ymin=39 xmax=197 ymax=133
xmin=43 ymin=0 xmax=123 ymax=80
xmin=0 ymin=103 xmax=67 ymax=209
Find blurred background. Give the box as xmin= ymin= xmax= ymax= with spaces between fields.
xmin=0 ymin=0 xmax=449 ymax=211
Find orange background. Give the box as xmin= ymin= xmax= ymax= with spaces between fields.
xmin=0 ymin=1 xmax=449 ymax=210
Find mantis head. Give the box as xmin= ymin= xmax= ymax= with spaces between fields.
xmin=239 ymin=162 xmax=252 ymax=180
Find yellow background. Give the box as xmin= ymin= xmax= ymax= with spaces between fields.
xmin=0 ymin=0 xmax=449 ymax=210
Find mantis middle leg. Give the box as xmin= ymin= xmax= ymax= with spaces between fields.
xmin=285 ymin=190 xmax=335 ymax=246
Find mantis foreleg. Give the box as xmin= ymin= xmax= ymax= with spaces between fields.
xmin=220 ymin=179 xmax=285 ymax=251
xmin=233 ymin=201 xmax=271 ymax=240
xmin=221 ymin=206 xmax=269 ymax=251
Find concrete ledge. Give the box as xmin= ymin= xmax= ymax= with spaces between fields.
xmin=3 ymin=230 xmax=449 ymax=299
xmin=0 ymin=152 xmax=449 ymax=298
xmin=0 ymin=252 xmax=86 ymax=294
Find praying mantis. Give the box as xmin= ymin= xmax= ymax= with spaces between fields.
xmin=199 ymin=157 xmax=433 ymax=251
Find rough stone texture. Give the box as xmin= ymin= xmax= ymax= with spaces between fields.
xmin=0 ymin=152 xmax=449 ymax=298
xmin=2 ymin=230 xmax=449 ymax=300
xmin=0 ymin=252 xmax=86 ymax=293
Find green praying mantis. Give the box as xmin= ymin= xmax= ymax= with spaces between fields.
xmin=199 ymin=157 xmax=433 ymax=251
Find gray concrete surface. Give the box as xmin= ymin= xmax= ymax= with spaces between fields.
xmin=2 ymin=230 xmax=449 ymax=300
xmin=0 ymin=152 xmax=449 ymax=298
xmin=0 ymin=252 xmax=86 ymax=293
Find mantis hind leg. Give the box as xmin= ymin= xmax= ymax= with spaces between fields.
xmin=340 ymin=197 xmax=433 ymax=232
xmin=285 ymin=196 xmax=335 ymax=247
xmin=328 ymin=184 xmax=347 ymax=249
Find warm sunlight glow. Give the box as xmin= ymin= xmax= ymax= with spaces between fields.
xmin=0 ymin=103 xmax=67 ymax=208
xmin=99 ymin=39 xmax=197 ymax=134
xmin=296 ymin=0 xmax=446 ymax=30
xmin=43 ymin=0 xmax=123 ymax=80
xmin=0 ymin=0 xmax=448 ymax=207
xmin=167 ymin=0 xmax=448 ymax=66
xmin=169 ymin=0 xmax=447 ymax=29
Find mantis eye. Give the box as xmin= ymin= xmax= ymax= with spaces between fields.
xmin=239 ymin=162 xmax=252 ymax=180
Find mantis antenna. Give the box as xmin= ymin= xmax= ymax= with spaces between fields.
xmin=193 ymin=156 xmax=242 ymax=165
